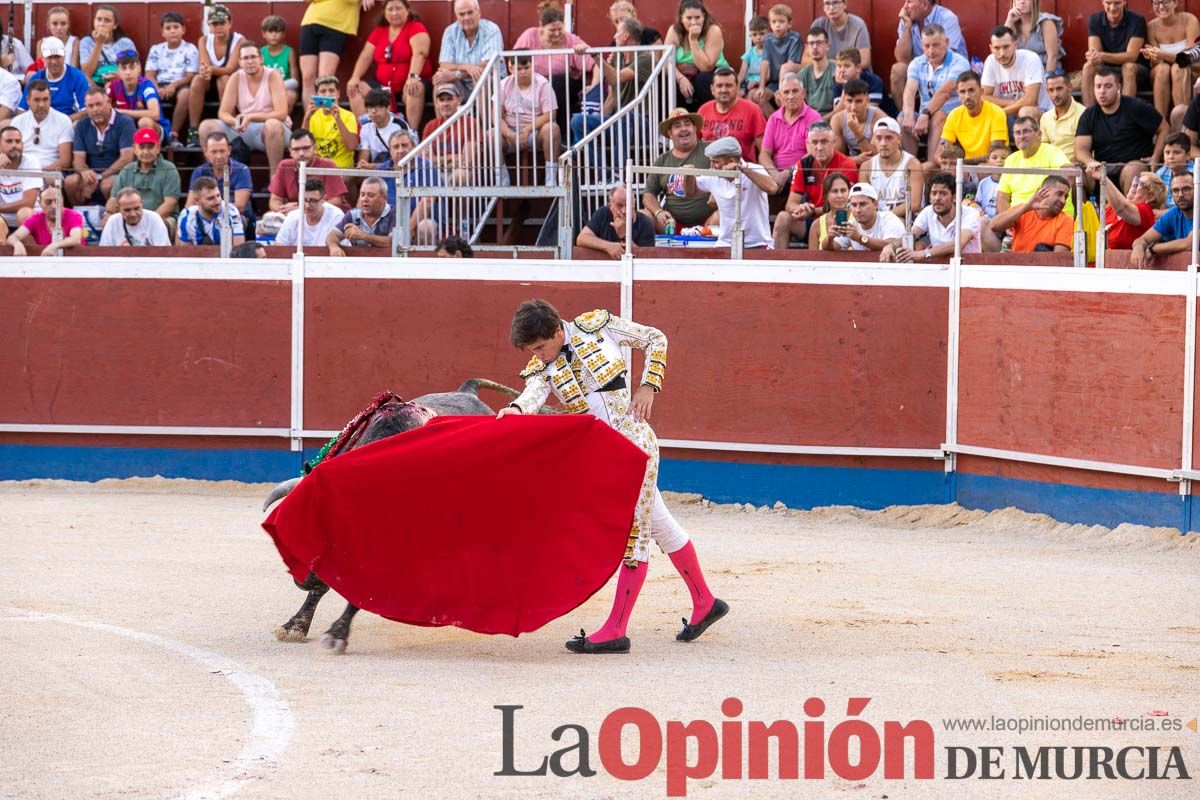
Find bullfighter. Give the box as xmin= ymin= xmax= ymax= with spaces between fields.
xmin=497 ymin=299 xmax=729 ymax=654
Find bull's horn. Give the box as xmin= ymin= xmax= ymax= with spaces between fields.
xmin=263 ymin=477 xmax=303 ymax=511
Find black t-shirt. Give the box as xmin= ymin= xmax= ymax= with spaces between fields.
xmin=1077 ymin=97 xmax=1161 ymax=164
xmin=1088 ymin=10 xmax=1148 ymax=60
xmin=1183 ymin=94 xmax=1200 ymax=134
xmin=584 ymin=205 xmax=656 ymax=247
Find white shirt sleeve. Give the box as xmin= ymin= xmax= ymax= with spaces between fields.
xmin=911 ymin=205 xmax=933 ymax=238
xmin=146 ymin=212 xmax=172 ymax=246
xmin=980 ymin=55 xmax=998 ymax=89
xmin=880 ymin=212 xmax=907 ymax=241
xmin=0 ymin=71 xmax=20 ymax=110
xmin=98 ymin=215 xmax=124 ymax=246
xmin=274 ymin=211 xmax=300 ymax=246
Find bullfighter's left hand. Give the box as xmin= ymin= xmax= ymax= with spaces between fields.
xmin=630 ymin=385 xmax=655 ymax=421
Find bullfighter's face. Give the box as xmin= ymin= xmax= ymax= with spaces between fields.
xmin=524 ymin=326 xmax=566 ymax=364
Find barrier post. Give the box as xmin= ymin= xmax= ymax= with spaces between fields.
xmin=945 ymin=158 xmax=964 ymax=474
xmin=289 ymin=250 xmax=305 ymax=453
xmin=1095 ymin=165 xmax=1107 ymax=269
xmin=1073 ymin=168 xmax=1085 ymax=268
xmin=1182 ymin=159 xmax=1200 ymax=500
xmin=219 ymin=163 xmax=232 ymax=258
xmin=732 ymin=169 xmax=744 ymax=260
xmin=296 ymin=161 xmax=306 ymax=257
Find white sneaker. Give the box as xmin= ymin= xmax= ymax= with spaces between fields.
xmin=544 ymin=164 xmax=559 ymax=187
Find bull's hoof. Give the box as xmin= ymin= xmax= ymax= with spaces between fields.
xmin=320 ymin=633 xmax=348 ymax=654
xmin=273 ymin=625 xmax=308 ymax=643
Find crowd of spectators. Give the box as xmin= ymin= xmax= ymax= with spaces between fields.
xmin=0 ymin=0 xmax=1198 ymax=265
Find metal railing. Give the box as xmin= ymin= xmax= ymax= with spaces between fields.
xmin=559 ymin=45 xmax=676 ymax=253
xmin=954 ymin=161 xmax=1088 ymax=267
xmin=624 ymin=163 xmax=746 ymax=258
xmin=298 ymin=163 xmax=408 ymax=254
xmin=392 ymin=45 xmax=673 ymax=256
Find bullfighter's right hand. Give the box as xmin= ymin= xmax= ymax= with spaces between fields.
xmin=496 ymin=405 xmax=522 ymax=419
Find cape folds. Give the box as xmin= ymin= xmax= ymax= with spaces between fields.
xmin=262 ymin=414 xmax=649 ymax=636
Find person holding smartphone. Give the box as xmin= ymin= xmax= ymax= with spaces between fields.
xmin=822 ymin=181 xmax=905 ymax=251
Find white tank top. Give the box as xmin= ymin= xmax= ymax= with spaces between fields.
xmin=206 ymin=32 xmax=244 ymax=69
xmin=866 ymin=151 xmax=914 ymax=211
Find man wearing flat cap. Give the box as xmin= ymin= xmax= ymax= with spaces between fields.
xmin=641 ymin=108 xmax=716 ymax=233
xmin=680 ymin=135 xmax=778 ymax=249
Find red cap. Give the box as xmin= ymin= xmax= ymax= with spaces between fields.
xmin=133 ymin=127 xmax=161 ymax=145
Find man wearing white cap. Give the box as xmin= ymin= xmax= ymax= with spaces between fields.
xmin=822 ymin=181 xmax=905 ymax=251
xmin=19 ymin=38 xmax=90 ymax=120
xmin=859 ymin=116 xmax=922 ymax=219
xmin=681 ymin=136 xmax=779 ymax=249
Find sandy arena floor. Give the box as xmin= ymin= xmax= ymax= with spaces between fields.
xmin=2 ymin=478 xmax=1199 ymax=800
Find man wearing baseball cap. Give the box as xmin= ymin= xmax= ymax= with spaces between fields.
xmin=680 ymin=136 xmax=779 ymax=249
xmin=821 ymin=181 xmax=906 ymax=252
xmin=859 ymin=116 xmax=923 ymax=219
xmin=108 ymin=126 xmax=181 ymax=237
xmin=19 ymin=38 xmax=90 ymax=120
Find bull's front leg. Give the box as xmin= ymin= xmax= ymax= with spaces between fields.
xmin=320 ymin=603 xmax=360 ymax=654
xmin=274 ymin=572 xmax=330 ymax=642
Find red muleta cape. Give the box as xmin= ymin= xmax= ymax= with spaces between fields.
xmin=262 ymin=414 xmax=649 ymax=636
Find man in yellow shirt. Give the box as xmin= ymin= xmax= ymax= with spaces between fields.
xmin=1039 ymin=72 xmax=1084 ymax=161
xmin=303 ymin=75 xmax=360 ymax=168
xmin=997 ymin=115 xmax=1073 ymax=217
xmin=937 ymin=70 xmax=1008 ymax=164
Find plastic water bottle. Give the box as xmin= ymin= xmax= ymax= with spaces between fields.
xmin=971 ymin=56 xmax=984 ymax=76
xmin=665 ymin=220 xmax=675 ymax=236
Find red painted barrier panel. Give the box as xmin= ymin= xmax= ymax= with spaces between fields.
xmin=957 ymin=288 xmax=1186 ymax=470
xmin=0 ymin=278 xmax=291 ymax=427
xmin=634 ymin=280 xmax=948 ymax=447
xmin=302 ymin=278 xmax=621 ymax=429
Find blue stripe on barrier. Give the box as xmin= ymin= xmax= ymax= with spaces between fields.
xmin=0 ymin=444 xmax=309 ymax=484
xmin=1 ymin=444 xmax=1192 ymax=533
xmin=955 ymin=472 xmax=1189 ymax=532
xmin=659 ymin=457 xmax=952 ymax=510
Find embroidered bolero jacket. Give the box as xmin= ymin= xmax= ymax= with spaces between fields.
xmin=511 ymin=310 xmax=667 ymax=416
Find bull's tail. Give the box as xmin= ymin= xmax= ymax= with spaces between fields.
xmin=457 ymin=378 xmax=522 ymax=399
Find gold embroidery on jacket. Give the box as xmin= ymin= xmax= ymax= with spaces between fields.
xmin=574 ymin=308 xmax=611 ymax=333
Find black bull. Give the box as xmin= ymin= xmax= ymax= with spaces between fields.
xmin=263 ymin=379 xmax=541 ymax=653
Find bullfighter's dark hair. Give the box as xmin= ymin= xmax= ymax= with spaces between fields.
xmin=510 ymin=299 xmax=563 ymax=348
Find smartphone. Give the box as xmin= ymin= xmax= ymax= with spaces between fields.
xmin=834 ymin=209 xmax=848 ymax=226
xmin=313 ymin=95 xmax=335 ymax=109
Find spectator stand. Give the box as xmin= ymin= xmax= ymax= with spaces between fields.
xmin=0 ymin=167 xmax=64 ymax=243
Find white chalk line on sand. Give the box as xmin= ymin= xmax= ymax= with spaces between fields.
xmin=3 ymin=607 xmax=294 ymax=800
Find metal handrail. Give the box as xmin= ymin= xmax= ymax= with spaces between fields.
xmin=299 ymin=163 xmax=407 ymax=254
xmin=560 ymin=45 xmax=676 ymax=251
xmin=954 ymin=162 xmax=1087 ymax=267
xmin=623 ymin=163 xmax=746 ymax=259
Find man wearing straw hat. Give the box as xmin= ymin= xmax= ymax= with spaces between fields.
xmin=641 ymin=108 xmax=714 ymax=233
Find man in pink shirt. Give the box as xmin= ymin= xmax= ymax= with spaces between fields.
xmin=758 ymin=72 xmax=821 ymax=193
xmin=8 ymin=184 xmax=85 ymax=256
xmin=698 ymin=67 xmax=767 ymax=161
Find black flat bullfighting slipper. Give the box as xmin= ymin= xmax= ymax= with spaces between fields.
xmin=565 ymin=629 xmax=631 ymax=654
xmin=676 ymin=598 xmax=730 ymax=642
